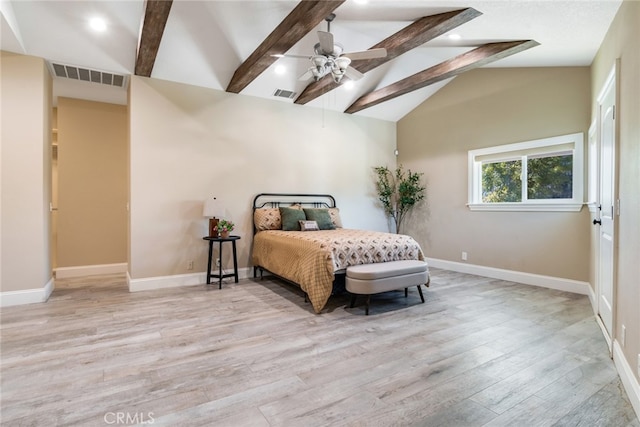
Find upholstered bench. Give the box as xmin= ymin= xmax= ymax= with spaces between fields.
xmin=346 ymin=260 xmax=430 ymax=315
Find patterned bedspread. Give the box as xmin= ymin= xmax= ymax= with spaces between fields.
xmin=252 ymin=229 xmax=424 ymax=313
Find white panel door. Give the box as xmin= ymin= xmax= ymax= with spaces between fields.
xmin=596 ymin=70 xmax=616 ymax=338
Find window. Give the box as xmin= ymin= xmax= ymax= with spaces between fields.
xmin=468 ymin=133 xmax=584 ymax=211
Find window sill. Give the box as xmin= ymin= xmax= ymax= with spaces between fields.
xmin=467 ymin=202 xmax=584 ymax=212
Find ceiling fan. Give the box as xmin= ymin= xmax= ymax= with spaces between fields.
xmin=273 ymin=13 xmax=387 ymax=84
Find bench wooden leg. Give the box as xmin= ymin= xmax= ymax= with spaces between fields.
xmin=349 ymin=294 xmax=357 ymax=308
xmin=417 ymin=284 xmax=425 ymax=303
xmin=404 ymin=287 xmax=408 ymax=298
xmin=365 ymin=295 xmax=371 ymax=315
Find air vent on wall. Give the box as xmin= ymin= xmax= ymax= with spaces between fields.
xmin=273 ymin=89 xmax=297 ymax=100
xmin=47 ymin=61 xmax=128 ymax=88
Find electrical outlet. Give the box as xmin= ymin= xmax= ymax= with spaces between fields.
xmin=461 ymin=251 xmax=468 ymax=261
xmin=187 ymin=260 xmax=194 ymax=270
xmin=216 ymin=258 xmax=221 ymax=267
xmin=621 ymin=325 xmax=626 ymax=346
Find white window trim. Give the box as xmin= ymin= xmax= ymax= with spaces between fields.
xmin=468 ymin=132 xmax=584 ymax=212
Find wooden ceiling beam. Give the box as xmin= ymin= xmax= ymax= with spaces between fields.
xmin=226 ymin=0 xmax=345 ymax=94
xmin=294 ymin=7 xmax=481 ymax=105
xmin=135 ymin=0 xmax=173 ymax=77
xmin=345 ymin=40 xmax=539 ymax=114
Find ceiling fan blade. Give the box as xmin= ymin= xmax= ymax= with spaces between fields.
xmin=271 ymin=54 xmax=311 ymax=60
xmin=342 ymin=48 xmax=387 ymax=61
xmin=344 ymin=66 xmax=364 ymax=81
xmin=298 ymin=69 xmax=314 ymax=81
xmin=317 ymin=31 xmax=334 ymax=55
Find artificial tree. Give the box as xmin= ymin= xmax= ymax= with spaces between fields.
xmin=374 ymin=165 xmax=426 ymax=234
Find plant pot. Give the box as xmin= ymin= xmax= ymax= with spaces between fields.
xmin=220 ymin=230 xmax=230 ymax=239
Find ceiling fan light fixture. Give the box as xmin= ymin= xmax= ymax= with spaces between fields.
xmin=332 ymin=43 xmax=344 ymax=57
xmin=310 ymin=67 xmax=323 ymax=81
xmin=335 ymin=56 xmax=351 ymax=72
xmin=313 ymin=43 xmax=326 ymax=56
xmin=312 ymin=55 xmax=327 ymax=67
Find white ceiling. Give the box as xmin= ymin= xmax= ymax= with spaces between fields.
xmin=1 ymin=0 xmax=622 ymax=122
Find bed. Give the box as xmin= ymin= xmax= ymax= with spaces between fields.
xmin=251 ymin=193 xmax=426 ymax=313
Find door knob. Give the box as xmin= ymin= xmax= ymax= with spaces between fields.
xmin=593 ymin=219 xmax=602 ymax=225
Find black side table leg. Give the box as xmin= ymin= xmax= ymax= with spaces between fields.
xmin=218 ymin=240 xmax=223 ymax=290
xmin=232 ymin=240 xmax=238 ymax=283
xmin=206 ymin=240 xmax=213 ymax=285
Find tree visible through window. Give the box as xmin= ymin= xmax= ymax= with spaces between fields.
xmin=481 ymin=153 xmax=573 ymax=202
xmin=482 ymin=159 xmax=522 ymax=202
xmin=527 ymin=153 xmax=573 ymax=199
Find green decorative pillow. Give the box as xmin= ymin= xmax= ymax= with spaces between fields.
xmin=279 ymin=207 xmax=306 ymax=231
xmin=303 ymin=208 xmax=335 ymax=230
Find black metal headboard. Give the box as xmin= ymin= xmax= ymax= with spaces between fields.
xmin=252 ymin=193 xmax=337 ymax=235
xmin=252 ymin=193 xmax=336 ymax=210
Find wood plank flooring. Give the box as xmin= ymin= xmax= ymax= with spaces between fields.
xmin=1 ymin=268 xmax=638 ymax=426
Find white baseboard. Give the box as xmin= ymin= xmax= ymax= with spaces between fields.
xmin=0 ymin=277 xmax=54 ymax=307
xmin=613 ymin=340 xmax=640 ymax=420
xmin=426 ymin=258 xmax=590 ymax=295
xmin=55 ymin=262 xmax=128 ymax=279
xmin=129 ymin=267 xmax=252 ymax=292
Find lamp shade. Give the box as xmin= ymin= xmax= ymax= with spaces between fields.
xmin=335 ymin=56 xmax=351 ymax=71
xmin=203 ymin=197 xmax=224 ymax=218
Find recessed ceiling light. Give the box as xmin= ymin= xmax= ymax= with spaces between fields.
xmin=343 ymin=80 xmax=355 ymax=90
xmin=353 ymin=0 xmax=369 ymax=4
xmin=274 ymin=64 xmax=286 ymax=75
xmin=448 ymin=33 xmax=461 ymax=40
xmin=89 ymin=17 xmax=107 ymax=32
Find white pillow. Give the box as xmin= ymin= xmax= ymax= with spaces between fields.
xmin=299 ymin=220 xmax=319 ymax=231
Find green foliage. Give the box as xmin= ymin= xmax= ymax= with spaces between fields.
xmin=527 ymin=154 xmax=573 ymax=199
xmin=374 ymin=165 xmax=426 ymax=234
xmin=482 ymin=154 xmax=573 ymax=202
xmin=482 ymin=160 xmax=522 ymax=202
xmin=216 ymin=219 xmax=234 ymax=232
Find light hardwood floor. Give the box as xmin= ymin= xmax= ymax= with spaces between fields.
xmin=1 ymin=269 xmax=638 ymax=426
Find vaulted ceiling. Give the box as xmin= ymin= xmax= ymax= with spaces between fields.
xmin=1 ymin=0 xmax=622 ymax=122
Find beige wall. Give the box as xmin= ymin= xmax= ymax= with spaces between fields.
xmin=0 ymin=51 xmax=52 ymax=292
xmin=591 ymin=0 xmax=640 ymax=385
xmin=128 ymin=76 xmax=397 ymax=279
xmin=56 ymin=98 xmax=127 ymax=268
xmin=397 ymin=67 xmax=591 ymax=281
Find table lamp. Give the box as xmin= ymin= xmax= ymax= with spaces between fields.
xmin=203 ymin=196 xmax=224 ymax=237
